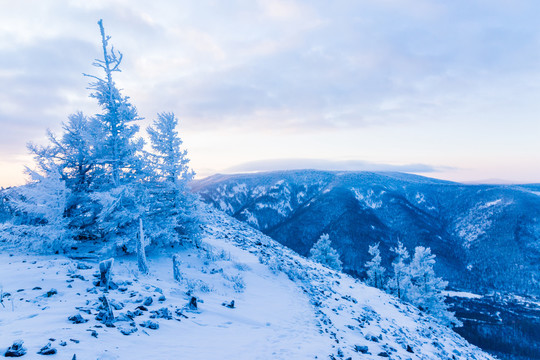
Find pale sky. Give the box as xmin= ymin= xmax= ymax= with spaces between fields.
xmin=1 ymin=0 xmax=539 ymax=187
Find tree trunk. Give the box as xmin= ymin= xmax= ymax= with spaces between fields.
xmin=137 ymin=218 xmax=149 ymax=274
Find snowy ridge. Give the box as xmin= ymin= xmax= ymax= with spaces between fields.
xmin=202 ymin=205 xmax=494 ymax=360
xmin=197 ymin=174 xmax=329 ymax=231
xmin=0 ymin=205 xmax=493 ymax=359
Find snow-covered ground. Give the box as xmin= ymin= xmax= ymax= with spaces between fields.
xmin=0 ymin=249 xmax=328 ymax=358
xmin=1 ymin=205 xmax=494 ymax=359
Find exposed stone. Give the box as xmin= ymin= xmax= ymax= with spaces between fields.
xmin=118 ymin=323 xmax=138 ymax=335
xmin=77 ymin=263 xmax=92 ymax=270
xmin=354 ymin=345 xmax=369 ymax=354
xmin=150 ymin=307 xmax=172 ymax=320
xmin=37 ymin=343 xmax=57 ymax=355
xmin=45 ymin=289 xmax=58 ymax=297
xmin=110 ymin=299 xmax=124 ymax=310
xmin=68 ymin=314 xmax=88 ymax=324
xmin=4 ymin=340 xmax=26 ymax=357
xmin=115 ymin=313 xmax=133 ymax=322
xmin=143 ymin=296 xmax=153 ymax=306
xmin=97 ymin=295 xmax=115 ymax=327
xmin=189 ymin=296 xmax=198 ymax=310
xmin=221 ymin=300 xmax=235 ymax=309
xmin=140 ymin=320 xmax=159 ymax=330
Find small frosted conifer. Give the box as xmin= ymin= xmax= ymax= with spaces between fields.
xmin=309 ymin=233 xmax=343 ymax=271
xmin=382 ymin=242 xmax=460 ymax=327
xmin=408 ymin=246 xmax=460 ymax=326
xmin=365 ymin=242 xmax=385 ymax=289
xmin=144 ymin=112 xmax=200 ymax=246
xmin=386 ymin=241 xmax=411 ymax=300
xmin=9 ymin=159 xmax=72 ymax=251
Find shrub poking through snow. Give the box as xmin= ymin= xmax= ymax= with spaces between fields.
xmin=364 ymin=242 xmax=385 ymax=289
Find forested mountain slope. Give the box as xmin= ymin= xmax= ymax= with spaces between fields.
xmin=194 ymin=170 xmax=540 ymax=297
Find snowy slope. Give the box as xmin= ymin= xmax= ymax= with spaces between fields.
xmin=194 ymin=170 xmax=540 ymax=297
xmin=1 ymin=205 xmax=493 ymax=359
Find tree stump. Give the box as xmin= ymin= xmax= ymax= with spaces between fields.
xmin=173 ymin=255 xmax=182 ymax=282
xmin=189 ymin=296 xmax=197 ymax=310
xmin=98 ymin=295 xmax=115 ymax=327
xmin=99 ymin=258 xmax=114 ymax=291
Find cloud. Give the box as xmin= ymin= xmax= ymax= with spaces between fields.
xmin=224 ymin=158 xmax=447 ymax=174
xmin=1 ymin=0 xmax=539 ymax=186
xmin=121 ymin=0 xmax=540 ymax=134
xmin=4 ymin=0 xmax=540 ymax=136
xmin=0 ymin=37 xmax=97 ymax=154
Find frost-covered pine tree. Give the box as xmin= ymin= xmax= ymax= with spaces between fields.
xmin=2 ymin=19 xmax=201 ymax=254
xmin=386 ymin=241 xmax=411 ymax=300
xmin=7 ymin=158 xmax=72 ymax=252
xmin=39 ymin=112 xmax=99 ymax=193
xmin=365 ymin=242 xmax=385 ymax=289
xmin=85 ymin=20 xmax=143 ymax=188
xmin=408 ymin=246 xmax=460 ymax=326
xmin=309 ymin=233 xmax=343 ymax=271
xmin=144 ymin=112 xmax=200 ymax=246
xmin=31 ymin=112 xmax=102 ymax=238
xmin=147 ymin=112 xmax=193 ymax=185
xmin=85 ymin=20 xmax=146 ymax=249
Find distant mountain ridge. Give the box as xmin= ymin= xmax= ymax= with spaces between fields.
xmin=193 ymin=169 xmax=540 ymax=297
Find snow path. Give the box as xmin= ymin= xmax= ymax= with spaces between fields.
xmin=0 ymin=246 xmax=330 ymax=359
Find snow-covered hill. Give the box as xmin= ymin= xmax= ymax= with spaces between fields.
xmin=193 ymin=170 xmax=540 ymax=360
xmin=1 ymin=205 xmax=493 ymax=359
xmin=193 ymin=170 xmax=540 ymax=297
